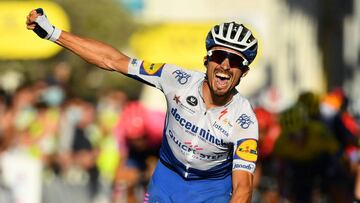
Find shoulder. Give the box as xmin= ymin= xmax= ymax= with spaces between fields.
xmin=130 ymin=58 xmax=204 ymax=78
xmin=232 ymin=94 xmax=256 ymax=117
xmin=230 ymin=94 xmax=258 ymax=133
xmin=165 ymin=63 xmax=204 ymax=78
xmin=161 ymin=63 xmax=205 ymax=87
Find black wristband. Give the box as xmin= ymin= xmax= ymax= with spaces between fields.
xmin=33 ymin=24 xmax=48 ymax=39
xmin=33 ymin=8 xmax=48 ymax=38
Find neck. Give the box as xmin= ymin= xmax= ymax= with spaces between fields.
xmin=202 ymin=80 xmax=235 ymax=108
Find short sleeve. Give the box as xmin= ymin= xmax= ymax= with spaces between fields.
xmin=127 ymin=58 xmax=200 ymax=94
xmin=231 ymin=101 xmax=259 ymax=174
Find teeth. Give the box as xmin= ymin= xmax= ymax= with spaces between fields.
xmin=216 ymin=73 xmax=230 ymax=79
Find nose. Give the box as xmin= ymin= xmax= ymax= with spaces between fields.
xmin=220 ymin=58 xmax=231 ymax=70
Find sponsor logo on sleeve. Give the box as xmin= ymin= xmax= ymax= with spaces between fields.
xmin=233 ymin=163 xmax=256 ymax=171
xmin=234 ymin=139 xmax=258 ymax=162
xmin=236 ymin=114 xmax=254 ymax=129
xmin=130 ymin=59 xmax=139 ymax=69
xmin=131 ymin=59 xmax=137 ymax=65
xmin=140 ymin=61 xmax=164 ymax=76
xmin=172 ymin=70 xmax=191 ymax=85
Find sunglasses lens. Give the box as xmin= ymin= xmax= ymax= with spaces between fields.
xmin=210 ymin=51 xmax=227 ymax=64
xmin=209 ymin=50 xmax=246 ymax=68
xmin=229 ymin=54 xmax=245 ymax=68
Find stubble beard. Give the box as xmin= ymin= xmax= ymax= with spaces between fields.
xmin=208 ymin=79 xmax=232 ymax=99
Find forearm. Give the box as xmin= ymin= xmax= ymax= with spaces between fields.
xmin=231 ymin=170 xmax=254 ymax=203
xmin=230 ymin=186 xmax=252 ymax=203
xmin=26 ymin=8 xmax=131 ymax=73
xmin=56 ymin=31 xmax=130 ymax=73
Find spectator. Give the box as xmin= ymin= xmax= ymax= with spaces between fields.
xmin=274 ymin=91 xmax=339 ymax=203
xmin=320 ymin=88 xmax=360 ymax=202
xmin=113 ymin=101 xmax=164 ymax=203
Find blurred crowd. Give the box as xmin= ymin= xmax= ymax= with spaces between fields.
xmin=252 ymin=89 xmax=360 ymax=203
xmin=0 ymin=64 xmax=360 ymax=203
xmin=0 ymin=64 xmax=164 ymax=203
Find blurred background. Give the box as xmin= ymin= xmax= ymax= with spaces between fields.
xmin=0 ymin=0 xmax=359 ymax=203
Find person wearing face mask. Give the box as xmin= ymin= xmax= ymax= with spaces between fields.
xmin=26 ymin=8 xmax=259 ymax=203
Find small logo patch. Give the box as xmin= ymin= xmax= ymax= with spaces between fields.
xmin=186 ymin=96 xmax=198 ymax=106
xmin=173 ymin=95 xmax=181 ymax=104
xmin=235 ymin=139 xmax=258 ymax=162
xmin=140 ymin=61 xmax=164 ymax=76
xmin=172 ymin=70 xmax=191 ymax=85
xmin=236 ymin=114 xmax=254 ymax=129
xmin=233 ymin=163 xmax=256 ymax=171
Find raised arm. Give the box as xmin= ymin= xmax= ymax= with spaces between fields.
xmin=56 ymin=31 xmax=130 ymax=73
xmin=26 ymin=8 xmax=130 ymax=74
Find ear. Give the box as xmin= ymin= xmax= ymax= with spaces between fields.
xmin=241 ymin=67 xmax=250 ymax=77
xmin=203 ymin=56 xmax=208 ymax=66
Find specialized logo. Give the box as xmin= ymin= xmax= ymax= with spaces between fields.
xmin=236 ymin=114 xmax=254 ymax=129
xmin=186 ymin=96 xmax=198 ymax=106
xmin=172 ymin=70 xmax=191 ymax=85
xmin=235 ymin=139 xmax=258 ymax=162
xmin=140 ymin=61 xmax=164 ymax=76
xmin=218 ymin=108 xmax=228 ymax=120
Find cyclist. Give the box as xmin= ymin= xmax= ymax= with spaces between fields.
xmin=26 ymin=8 xmax=259 ymax=203
xmin=113 ymin=101 xmax=164 ymax=202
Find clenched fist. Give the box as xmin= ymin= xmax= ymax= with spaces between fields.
xmin=26 ymin=8 xmax=61 ymax=42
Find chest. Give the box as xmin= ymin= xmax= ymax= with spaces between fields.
xmin=167 ymin=90 xmax=236 ymax=145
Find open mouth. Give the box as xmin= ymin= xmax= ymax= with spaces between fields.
xmin=215 ymin=72 xmax=231 ymax=80
xmin=214 ymin=72 xmax=231 ymax=89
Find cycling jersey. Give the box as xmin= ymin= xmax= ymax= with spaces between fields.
xmin=127 ymin=59 xmax=259 ymax=180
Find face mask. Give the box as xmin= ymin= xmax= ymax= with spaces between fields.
xmin=42 ymin=86 xmax=64 ymax=107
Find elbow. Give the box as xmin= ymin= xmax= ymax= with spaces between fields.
xmin=100 ymin=57 xmax=116 ymax=71
xmin=103 ymin=55 xmax=130 ymax=73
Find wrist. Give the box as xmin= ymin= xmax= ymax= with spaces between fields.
xmin=49 ymin=27 xmax=62 ymax=42
xmin=34 ymin=14 xmax=61 ymax=42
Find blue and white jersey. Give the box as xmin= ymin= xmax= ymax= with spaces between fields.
xmin=127 ymin=59 xmax=259 ymax=180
